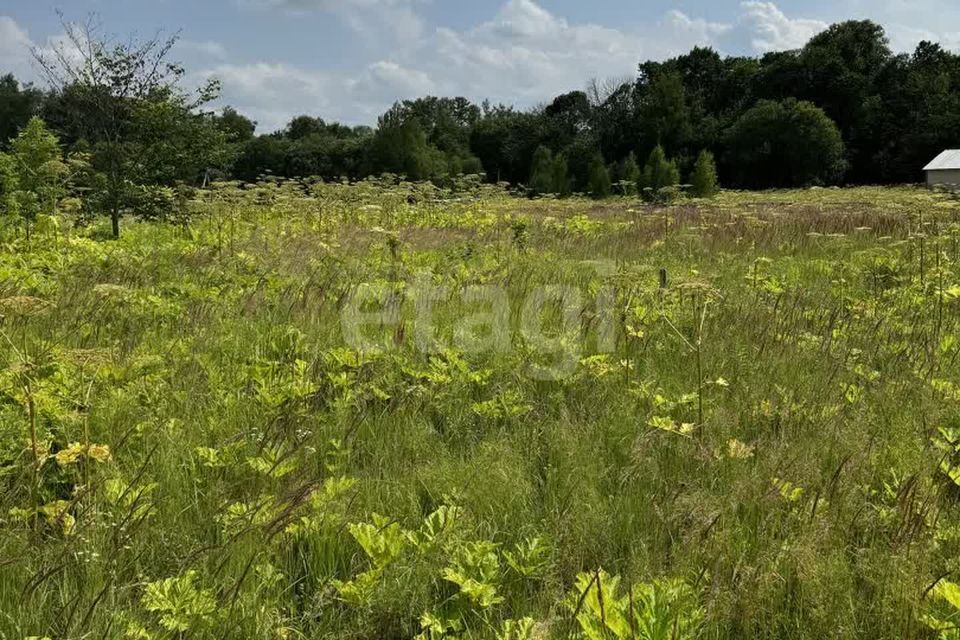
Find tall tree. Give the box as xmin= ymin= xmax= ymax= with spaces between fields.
xmin=368 ymin=119 xmax=444 ymax=181
xmin=799 ymin=20 xmax=891 ymax=182
xmin=285 ymin=115 xmax=327 ymax=140
xmin=217 ymin=107 xmax=256 ymax=142
xmin=724 ymin=98 xmax=846 ymax=188
xmin=33 ymin=16 xmax=225 ymax=237
xmin=0 ymin=74 xmax=43 ymax=147
xmin=637 ymin=71 xmax=692 ymax=161
xmin=543 ymin=91 xmax=592 ymax=149
xmin=593 ymin=82 xmax=642 ymax=163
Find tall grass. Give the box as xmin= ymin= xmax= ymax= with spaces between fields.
xmin=1 ymin=180 xmax=960 ymax=639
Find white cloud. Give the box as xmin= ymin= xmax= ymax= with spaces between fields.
xmin=209 ymin=0 xmax=823 ymax=130
xmin=190 ymin=58 xmax=438 ymax=131
xmin=0 ymin=16 xmax=35 ymax=80
xmin=243 ymin=0 xmax=424 ymax=43
xmin=50 ymin=0 xmax=954 ymax=134
xmin=483 ymin=0 xmax=564 ymax=40
xmin=424 ymin=0 xmax=730 ymax=107
xmin=883 ymin=23 xmax=960 ymax=53
xmin=190 ymin=62 xmax=338 ymax=131
xmin=353 ymin=61 xmax=436 ymax=97
xmin=664 ymin=10 xmax=734 ymax=43
xmin=0 ymin=17 xmax=89 ymax=86
xmin=177 ymin=40 xmax=229 ymax=61
xmin=738 ymin=2 xmax=827 ymax=52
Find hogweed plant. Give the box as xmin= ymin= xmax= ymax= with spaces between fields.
xmin=2 ymin=182 xmax=960 ymax=639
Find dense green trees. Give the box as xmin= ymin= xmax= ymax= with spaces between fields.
xmin=217 ymin=107 xmax=256 ymax=143
xmin=6 ymin=17 xmax=960 ymax=197
xmin=231 ymin=120 xmax=372 ymax=182
xmin=725 ymin=99 xmax=846 ymax=188
xmin=0 ymin=74 xmax=41 ymax=148
xmin=368 ymin=120 xmax=444 ymax=181
xmin=367 ymin=97 xmax=483 ymax=180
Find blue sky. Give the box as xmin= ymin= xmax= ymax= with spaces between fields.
xmin=3 ymin=0 xmax=960 ymax=132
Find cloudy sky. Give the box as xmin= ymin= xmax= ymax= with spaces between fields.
xmin=2 ymin=0 xmax=960 ymax=132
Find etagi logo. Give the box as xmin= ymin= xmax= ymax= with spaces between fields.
xmin=340 ymin=261 xmax=621 ymax=380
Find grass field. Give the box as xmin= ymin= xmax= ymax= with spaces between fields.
xmin=4 ymin=181 xmax=960 ymax=639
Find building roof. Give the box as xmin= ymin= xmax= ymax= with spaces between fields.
xmin=924 ymin=150 xmax=960 ymax=171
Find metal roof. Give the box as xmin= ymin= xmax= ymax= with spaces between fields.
xmin=924 ymin=150 xmax=960 ymax=171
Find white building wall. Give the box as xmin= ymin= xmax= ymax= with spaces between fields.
xmin=927 ymin=169 xmax=960 ymax=187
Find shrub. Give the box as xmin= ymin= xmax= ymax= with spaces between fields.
xmin=550 ymin=153 xmax=571 ymax=196
xmin=587 ymin=153 xmax=611 ymax=199
xmin=688 ymin=149 xmax=719 ymax=198
xmin=529 ymin=145 xmax=555 ymax=195
xmin=619 ymin=152 xmax=641 ymax=196
xmin=640 ymin=145 xmax=680 ymax=202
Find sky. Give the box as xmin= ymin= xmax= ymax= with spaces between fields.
xmin=2 ymin=0 xmax=960 ymax=132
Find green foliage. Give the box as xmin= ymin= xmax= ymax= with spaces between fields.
xmin=638 ymin=71 xmax=692 ymax=156
xmin=33 ymin=24 xmax=225 ymax=237
xmin=688 ymin=149 xmax=719 ymax=198
xmin=568 ymin=571 xmax=703 ymax=640
xmin=369 ymin=120 xmax=447 ymax=181
xmin=640 ymin=145 xmax=680 ymax=202
xmin=550 ymin=152 xmax=571 ymax=196
xmin=408 ymin=505 xmax=463 ymax=550
xmin=3 ymin=171 xmax=960 ymax=640
xmin=921 ymin=580 xmax=960 ymax=638
xmin=0 ymin=118 xmax=87 ymax=237
xmin=9 ymin=117 xmax=64 ymax=222
xmin=0 ymin=74 xmax=42 ymax=147
xmin=588 ymin=153 xmax=612 ymax=199
xmin=442 ymin=541 xmax=504 ymax=609
xmin=216 ymin=106 xmax=256 ymax=142
xmin=349 ymin=513 xmax=408 ymax=568
xmin=497 ymin=617 xmax=536 ymax=640
xmin=366 ymin=100 xmax=484 ymax=184
xmin=724 ymin=98 xmax=847 ymax=188
xmin=141 ymin=571 xmax=218 ymax=632
xmin=618 ymin=152 xmax=641 ymax=196
xmin=529 ymin=145 xmax=556 ymax=195
xmin=0 ymin=151 xmax=18 ymax=218
xmin=503 ymin=536 xmax=550 ymax=578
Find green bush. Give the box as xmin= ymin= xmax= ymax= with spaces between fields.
xmin=640 ymin=145 xmax=680 ymax=202
xmin=588 ymin=153 xmax=612 ymax=199
xmin=688 ymin=149 xmax=719 ymax=198
xmin=619 ymin=152 xmax=641 ymax=196
xmin=529 ymin=145 xmax=555 ymax=195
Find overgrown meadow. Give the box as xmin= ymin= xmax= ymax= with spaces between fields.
xmin=5 ymin=181 xmax=960 ymax=639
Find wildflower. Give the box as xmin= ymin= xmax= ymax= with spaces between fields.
xmin=727 ymin=439 xmax=755 ymax=459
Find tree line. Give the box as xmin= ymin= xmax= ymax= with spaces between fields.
xmin=2 ymin=18 xmax=960 ymax=236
